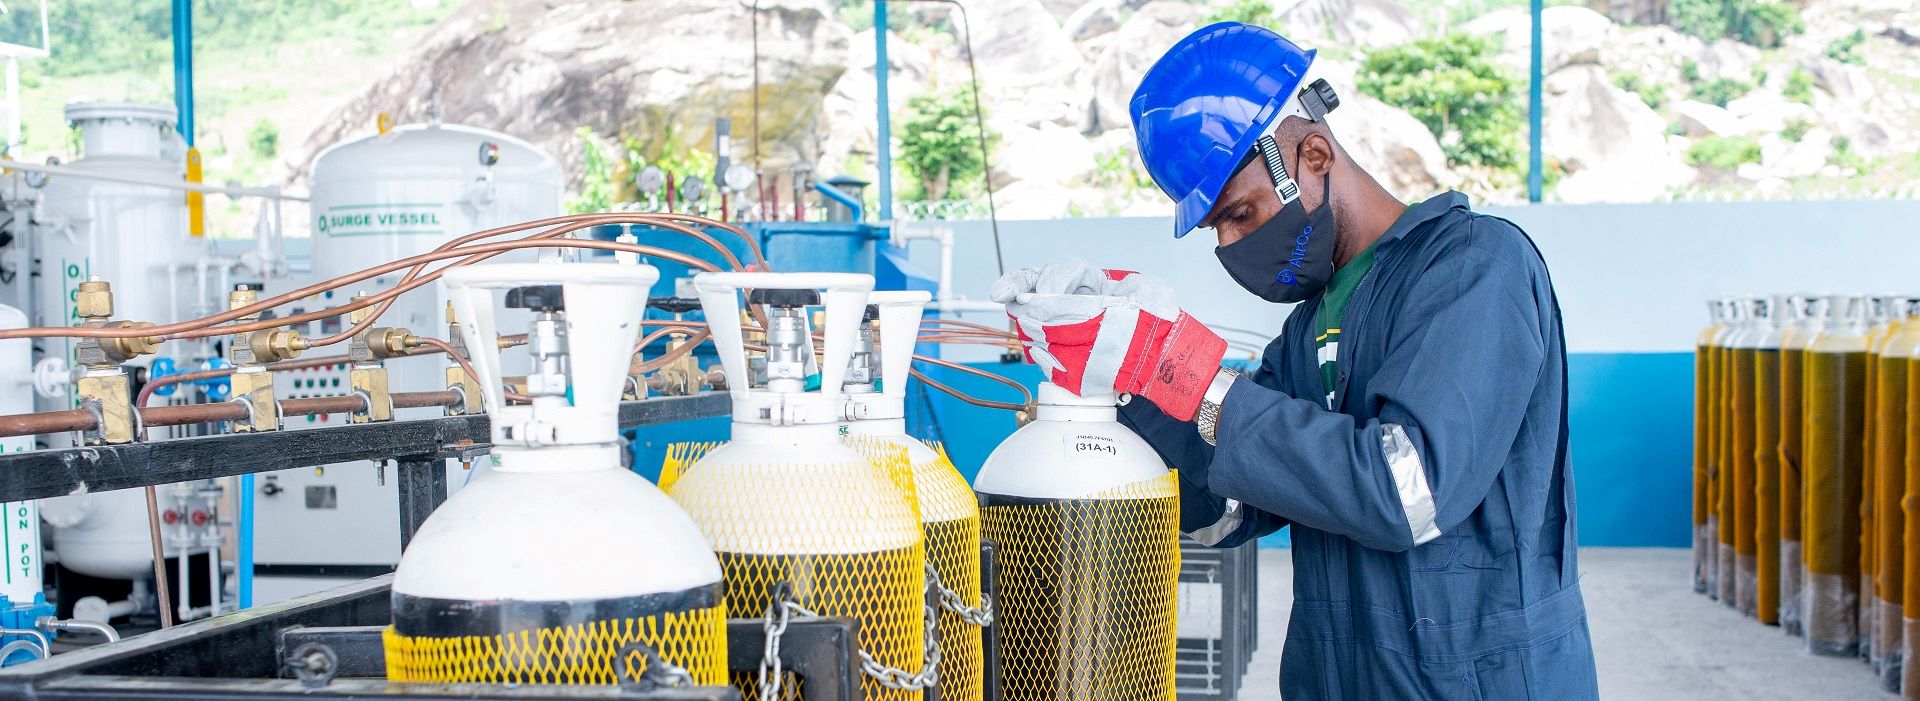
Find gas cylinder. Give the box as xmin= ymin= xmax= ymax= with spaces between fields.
xmin=1780 ymin=292 xmax=1825 ymax=636
xmin=1873 ymin=297 xmax=1920 ymax=689
xmin=840 ymin=290 xmax=985 ymax=701
xmin=1705 ymin=296 xmax=1737 ymax=601
xmin=1751 ymin=295 xmax=1783 ymax=625
xmin=1717 ymin=297 xmax=1750 ymax=606
xmin=1865 ymin=295 xmax=1899 ymax=660
xmin=975 ymin=382 xmax=1180 ymax=701
xmin=1696 ymin=299 xmax=1728 ymax=596
xmin=1903 ymin=302 xmax=1920 ymax=699
xmin=382 ymin=263 xmax=728 ymax=687
xmin=1730 ymin=296 xmax=1764 ymax=616
xmin=668 ymin=272 xmax=928 ymax=701
xmin=1804 ymin=293 xmax=1868 ymax=657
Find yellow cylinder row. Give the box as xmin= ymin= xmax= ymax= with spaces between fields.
xmin=1695 ymin=294 xmax=1920 ymax=696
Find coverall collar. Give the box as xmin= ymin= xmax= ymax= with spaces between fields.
xmin=1376 ymin=191 xmax=1470 ymax=248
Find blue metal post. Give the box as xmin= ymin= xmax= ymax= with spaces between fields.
xmin=171 ymin=0 xmax=194 ymax=145
xmin=1527 ymin=0 xmax=1542 ymax=202
xmin=874 ymin=1 xmax=892 ymax=221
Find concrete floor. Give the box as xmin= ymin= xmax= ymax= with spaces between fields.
xmin=1234 ymin=547 xmax=1891 ymax=700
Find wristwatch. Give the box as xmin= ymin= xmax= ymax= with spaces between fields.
xmin=1196 ymin=367 xmax=1239 ymax=446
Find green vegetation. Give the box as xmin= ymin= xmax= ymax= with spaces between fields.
xmin=1204 ymin=0 xmax=1278 ymax=27
xmin=1091 ymin=145 xmax=1154 ymax=192
xmin=1781 ymin=118 xmax=1812 ymax=143
xmin=1358 ymin=34 xmax=1522 ymax=171
xmin=1686 ymin=135 xmax=1762 ymax=170
xmin=246 ymin=119 xmax=279 ymax=159
xmin=566 ymin=127 xmax=615 ymax=215
xmin=1612 ymin=70 xmax=1666 ymax=109
xmin=1783 ymin=67 xmax=1815 ymax=104
xmin=1671 ymin=0 xmax=1803 ymax=48
xmin=1680 ymin=59 xmax=1701 ymax=83
xmin=1692 ymin=77 xmax=1751 ymax=107
xmin=1831 ymin=135 xmax=1868 ymax=171
xmin=1826 ymin=29 xmax=1867 ymax=64
xmin=898 ymin=83 xmax=995 ymax=201
xmin=13 ymin=0 xmax=449 ymax=78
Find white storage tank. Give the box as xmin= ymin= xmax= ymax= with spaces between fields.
xmin=33 ymin=102 xmax=200 ymax=398
xmin=308 ymin=122 xmax=562 ymax=339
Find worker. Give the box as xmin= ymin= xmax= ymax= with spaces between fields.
xmin=991 ymin=22 xmax=1598 ymax=699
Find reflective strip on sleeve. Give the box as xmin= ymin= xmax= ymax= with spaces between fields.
xmin=1381 ymin=423 xmax=1442 ymax=546
xmin=1186 ymin=498 xmax=1246 ymax=547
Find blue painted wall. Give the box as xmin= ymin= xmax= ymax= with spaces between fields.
xmin=905 ymin=352 xmax=1693 ymax=548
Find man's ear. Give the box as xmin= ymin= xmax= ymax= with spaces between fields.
xmin=1299 ymin=131 xmax=1337 ymax=177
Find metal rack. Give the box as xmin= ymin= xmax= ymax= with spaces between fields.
xmin=1174 ymin=537 xmax=1260 ymax=701
xmin=0 ymin=394 xmax=821 ymax=700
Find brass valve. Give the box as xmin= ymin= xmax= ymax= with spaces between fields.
xmin=443 ymin=302 xmax=482 ymax=416
xmin=69 ymin=279 xmax=157 ymax=445
xmin=250 ymin=328 xmax=309 ymax=363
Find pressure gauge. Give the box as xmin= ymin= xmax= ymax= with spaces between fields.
xmin=723 ymin=163 xmax=756 ymax=193
xmin=679 ymin=175 xmax=707 ymax=203
xmin=636 ymin=166 xmax=666 ymax=196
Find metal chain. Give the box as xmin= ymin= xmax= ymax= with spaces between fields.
xmin=756 ymin=566 xmax=959 ymax=697
xmin=757 ymin=583 xmax=809 ymax=701
xmin=926 ymin=561 xmax=994 ymax=627
xmin=856 ymin=587 xmax=941 ymax=692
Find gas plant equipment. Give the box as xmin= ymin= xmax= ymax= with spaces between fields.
xmin=382 ymin=262 xmax=728 ymax=687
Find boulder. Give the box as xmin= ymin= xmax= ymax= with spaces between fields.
xmin=1542 ymin=64 xmax=1694 ymax=203
xmin=958 ymin=0 xmax=1084 ymax=90
xmin=1064 ymin=0 xmax=1126 ymax=41
xmin=1464 ymin=6 xmax=1615 ymax=75
xmin=1332 ymin=93 xmax=1451 ymax=201
xmin=993 ymin=179 xmax=1075 ymax=219
xmin=1722 ymin=94 xmax=1812 ymax=137
xmin=291 ymin=0 xmax=850 ymax=189
xmin=1671 ymin=100 xmax=1743 ymax=138
xmin=1800 ymin=56 xmax=1874 ymax=106
xmin=1277 ymin=0 xmax=1422 ymax=50
xmin=1036 ymin=0 xmax=1088 ymax=22
xmin=1766 ymin=127 xmax=1832 ymax=179
xmin=989 ymin=121 xmax=1098 ymax=188
xmin=1693 ymin=39 xmax=1761 ymax=83
xmin=1085 ymin=1 xmax=1200 ymax=134
xmin=1832 ymin=113 xmax=1896 ymax=160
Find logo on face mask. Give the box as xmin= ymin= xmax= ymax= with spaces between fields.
xmin=1277 ymin=224 xmax=1315 ymax=286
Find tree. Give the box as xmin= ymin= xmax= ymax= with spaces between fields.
xmin=1357 ymin=34 xmax=1522 ymax=171
xmin=247 ymin=119 xmax=279 ymax=160
xmin=1669 ymin=0 xmax=1802 ymax=49
xmin=898 ymin=84 xmax=993 ymax=202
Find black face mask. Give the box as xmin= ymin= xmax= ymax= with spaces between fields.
xmin=1214 ymin=170 xmax=1338 ymax=304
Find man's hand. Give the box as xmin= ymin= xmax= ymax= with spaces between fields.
xmin=991 ymin=259 xmax=1227 ymax=420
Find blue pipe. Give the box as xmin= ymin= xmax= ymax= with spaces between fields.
xmin=171 ymin=0 xmax=193 ymax=145
xmin=813 ymin=182 xmax=864 ymax=222
xmin=238 ymin=474 xmax=253 ymax=609
xmin=874 ymin=1 xmax=892 ymax=220
xmin=1526 ymin=0 xmax=1542 ymax=202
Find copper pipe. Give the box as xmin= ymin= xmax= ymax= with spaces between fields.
xmin=321 ymin=214 xmax=743 ymax=347
xmin=412 ymin=337 xmax=528 ymax=403
xmin=0 ymin=408 xmax=93 ymax=437
xmin=910 ymin=368 xmax=1025 ymax=413
xmin=912 ymin=354 xmax=1034 ymax=408
xmin=141 ymin=402 xmax=249 ymax=426
xmin=137 ymin=354 xmax=352 ymax=410
xmin=143 ymin=486 xmax=175 ymax=629
xmin=393 ymin=390 xmax=463 ymax=410
xmin=0 ymin=226 xmax=724 ymax=342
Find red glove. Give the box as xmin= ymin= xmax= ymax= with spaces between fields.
xmin=991 ymin=261 xmax=1227 ymax=420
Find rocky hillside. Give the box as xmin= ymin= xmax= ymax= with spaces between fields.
xmin=292 ymin=0 xmax=1920 ymax=218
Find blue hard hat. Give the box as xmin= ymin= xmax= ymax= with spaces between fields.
xmin=1130 ymin=22 xmax=1316 ymax=238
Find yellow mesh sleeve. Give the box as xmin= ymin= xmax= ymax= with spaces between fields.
xmin=382 ymin=604 xmax=727 ymax=686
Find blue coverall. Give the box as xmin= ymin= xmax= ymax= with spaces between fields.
xmin=1119 ymin=192 xmax=1599 ymax=699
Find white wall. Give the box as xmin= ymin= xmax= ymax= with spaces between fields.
xmin=906 ymin=198 xmax=1920 ymax=354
